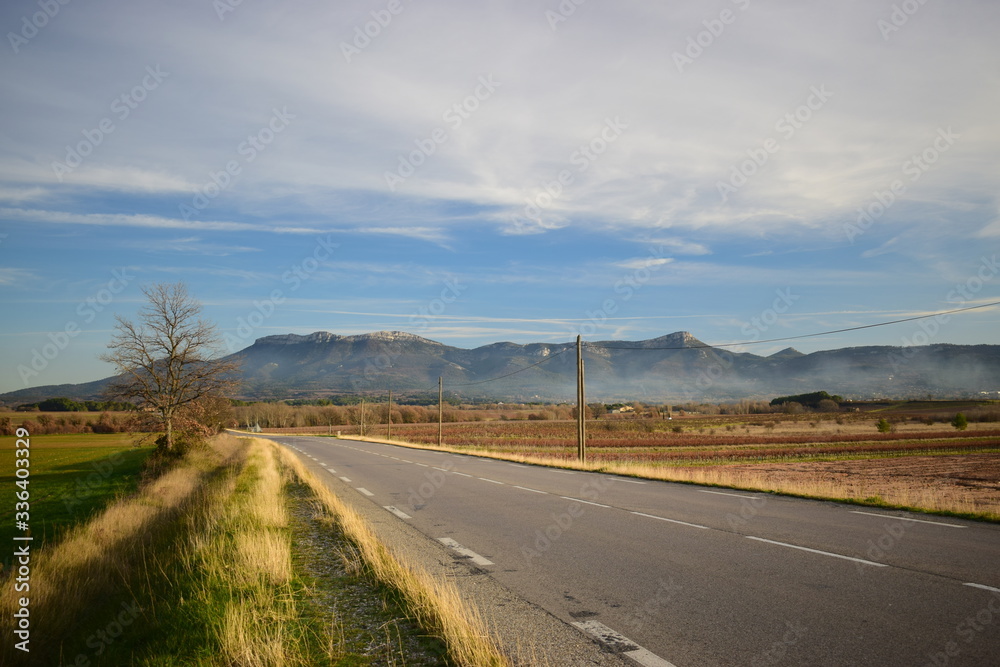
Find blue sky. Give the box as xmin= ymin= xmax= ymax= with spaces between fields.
xmin=1 ymin=0 xmax=998 ymax=393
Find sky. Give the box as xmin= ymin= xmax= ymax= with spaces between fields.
xmin=1 ymin=0 xmax=999 ymax=394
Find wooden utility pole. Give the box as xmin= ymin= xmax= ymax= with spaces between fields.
xmin=577 ymin=335 xmax=586 ymax=463
xmin=360 ymin=398 xmax=366 ymax=437
xmin=438 ymin=376 xmax=444 ymax=447
xmin=387 ymin=389 xmax=392 ymax=439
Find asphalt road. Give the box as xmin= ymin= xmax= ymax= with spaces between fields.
xmin=259 ymin=434 xmax=1000 ymax=667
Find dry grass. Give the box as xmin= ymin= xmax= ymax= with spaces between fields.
xmin=267 ymin=437 xmax=510 ymax=667
xmin=344 ymin=435 xmax=1000 ymax=521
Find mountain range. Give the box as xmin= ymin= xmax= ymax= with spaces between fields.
xmin=3 ymin=331 xmax=1000 ymax=405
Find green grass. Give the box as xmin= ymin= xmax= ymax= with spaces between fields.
xmin=0 ymin=433 xmax=152 ymax=558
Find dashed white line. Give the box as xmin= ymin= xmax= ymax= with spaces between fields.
xmin=437 ymin=538 xmax=494 ymax=566
xmin=608 ymin=477 xmax=647 ymax=485
xmin=453 ymin=472 xmax=473 ymax=478
xmin=746 ymin=536 xmax=888 ymax=567
xmin=514 ymin=485 xmax=548 ymax=494
xmin=631 ymin=511 xmax=709 ymax=530
xmin=964 ymin=582 xmax=1000 ymax=594
xmin=479 ymin=478 xmax=505 ymax=485
xmin=339 ymin=476 xmax=352 ymax=483
xmin=699 ymin=490 xmax=759 ymax=500
xmin=572 ymin=620 xmax=677 ymax=667
xmin=849 ymin=511 xmax=967 ymax=528
xmin=562 ymin=496 xmax=611 ymax=509
xmin=384 ymin=506 xmax=412 ymax=520
xmin=356 ymin=488 xmax=375 ymax=497
xmin=432 ymin=467 xmax=450 ymax=472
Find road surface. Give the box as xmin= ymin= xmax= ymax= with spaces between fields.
xmin=257 ymin=434 xmax=1000 ymax=666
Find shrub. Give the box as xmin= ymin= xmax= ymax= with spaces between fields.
xmin=952 ymin=413 xmax=969 ymax=431
xmin=876 ymin=418 xmax=893 ymax=434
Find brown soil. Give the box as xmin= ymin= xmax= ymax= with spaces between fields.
xmin=722 ymin=453 xmax=1000 ymax=516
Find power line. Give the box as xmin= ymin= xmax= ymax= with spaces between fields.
xmin=588 ymin=300 xmax=1000 ymax=352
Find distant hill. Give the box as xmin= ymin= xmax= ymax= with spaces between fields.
xmin=3 ymin=331 xmax=999 ymax=405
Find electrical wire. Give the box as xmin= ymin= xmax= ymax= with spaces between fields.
xmin=588 ymin=300 xmax=1000 ymax=351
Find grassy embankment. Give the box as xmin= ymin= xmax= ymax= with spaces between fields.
xmin=0 ymin=433 xmax=506 ymax=666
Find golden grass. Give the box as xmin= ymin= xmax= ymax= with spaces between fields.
xmin=264 ymin=437 xmax=510 ymax=667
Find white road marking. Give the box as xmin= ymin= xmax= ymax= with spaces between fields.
xmin=562 ymin=496 xmax=611 ymax=509
xmin=437 ymin=538 xmax=494 ymax=566
xmin=632 ymin=511 xmax=709 ymax=530
xmin=746 ymin=536 xmax=888 ymax=567
xmin=553 ymin=470 xmax=577 ymax=475
xmin=699 ymin=490 xmax=759 ymax=499
xmin=432 ymin=467 xmax=450 ymax=472
xmin=849 ymin=511 xmax=967 ymax=528
xmin=572 ymin=620 xmax=677 ymax=667
xmin=356 ymin=488 xmax=375 ymax=497
xmin=453 ymin=472 xmax=473 ymax=477
xmin=964 ymin=582 xmax=1000 ymax=594
xmin=328 ymin=469 xmax=338 ymax=475
xmin=479 ymin=478 xmax=505 ymax=485
xmin=384 ymin=506 xmax=412 ymax=520
xmin=608 ymin=477 xmax=646 ymax=485
xmin=416 ymin=463 xmax=429 ymax=467
xmin=339 ymin=476 xmax=352 ymax=483
xmin=514 ymin=485 xmax=548 ymax=494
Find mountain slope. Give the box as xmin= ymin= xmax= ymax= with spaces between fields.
xmin=3 ymin=331 xmax=999 ymax=404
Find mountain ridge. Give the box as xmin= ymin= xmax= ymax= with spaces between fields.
xmin=3 ymin=331 xmax=999 ymax=404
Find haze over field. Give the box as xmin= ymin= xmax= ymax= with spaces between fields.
xmin=1 ymin=0 xmax=999 ymax=392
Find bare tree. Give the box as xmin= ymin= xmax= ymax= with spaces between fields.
xmin=101 ymin=282 xmax=241 ymax=451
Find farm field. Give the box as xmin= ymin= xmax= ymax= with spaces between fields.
xmin=259 ymin=404 xmax=1000 ymax=520
xmin=0 ymin=433 xmax=152 ymax=561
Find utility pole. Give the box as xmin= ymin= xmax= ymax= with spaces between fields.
xmin=360 ymin=398 xmax=366 ymax=437
xmin=387 ymin=388 xmax=392 ymax=439
xmin=577 ymin=334 xmax=586 ymax=463
xmin=438 ymin=376 xmax=444 ymax=447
